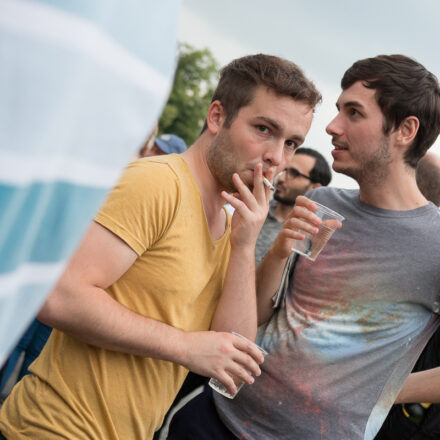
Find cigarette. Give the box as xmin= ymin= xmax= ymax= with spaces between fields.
xmin=263 ymin=177 xmax=275 ymax=191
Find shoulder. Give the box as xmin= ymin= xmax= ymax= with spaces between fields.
xmin=305 ymin=187 xmax=358 ymax=203
xmin=117 ymin=155 xmax=188 ymax=199
xmin=125 ymin=155 xmax=183 ymax=183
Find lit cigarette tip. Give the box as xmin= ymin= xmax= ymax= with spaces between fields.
xmin=263 ymin=177 xmax=275 ymax=191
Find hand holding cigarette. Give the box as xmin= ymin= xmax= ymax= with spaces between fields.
xmin=263 ymin=177 xmax=275 ymax=191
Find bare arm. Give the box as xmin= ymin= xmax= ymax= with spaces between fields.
xmin=395 ymin=367 xmax=440 ymax=403
xmin=211 ymin=163 xmax=273 ymax=342
xmin=256 ymin=196 xmax=327 ymax=325
xmin=38 ymin=222 xmax=263 ymax=395
xmin=38 ymin=222 xmax=191 ymax=361
xmin=256 ymin=249 xmax=289 ymax=325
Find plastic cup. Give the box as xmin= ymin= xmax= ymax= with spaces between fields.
xmin=291 ymin=201 xmax=344 ymax=261
xmin=208 ymin=332 xmax=268 ymax=399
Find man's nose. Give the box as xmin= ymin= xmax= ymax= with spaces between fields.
xmin=326 ymin=114 xmax=343 ymax=137
xmin=262 ymin=139 xmax=285 ymax=168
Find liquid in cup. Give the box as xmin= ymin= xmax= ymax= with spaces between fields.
xmin=291 ymin=202 xmax=344 ymax=261
xmin=209 ymin=332 xmax=268 ymax=399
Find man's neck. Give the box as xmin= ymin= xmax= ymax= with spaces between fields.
xmin=358 ymin=165 xmax=428 ymax=210
xmin=181 ymin=136 xmax=227 ymax=239
xmin=274 ymin=202 xmax=294 ymax=222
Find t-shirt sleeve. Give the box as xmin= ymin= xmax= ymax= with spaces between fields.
xmin=94 ymin=160 xmax=180 ymax=256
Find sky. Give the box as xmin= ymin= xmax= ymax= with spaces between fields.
xmin=178 ymin=0 xmax=440 ymax=189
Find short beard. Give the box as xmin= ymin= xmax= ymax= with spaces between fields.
xmin=340 ymin=135 xmax=392 ymax=186
xmin=274 ymin=184 xmax=311 ymax=206
xmin=273 ymin=192 xmax=296 ymax=206
xmin=206 ymin=129 xmax=236 ymax=192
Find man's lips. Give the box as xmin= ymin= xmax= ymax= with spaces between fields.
xmin=332 ymin=140 xmax=349 ymax=151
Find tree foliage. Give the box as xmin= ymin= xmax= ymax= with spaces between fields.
xmin=158 ymin=43 xmax=219 ymax=147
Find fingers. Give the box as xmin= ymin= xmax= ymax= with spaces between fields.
xmin=323 ymin=218 xmax=343 ymax=230
xmin=232 ymin=172 xmax=259 ymax=212
xmin=284 ymin=217 xmax=319 ymax=237
xmin=287 ymin=198 xmax=322 ymax=228
xmin=253 ymin=163 xmax=274 ymax=203
xmin=182 ymin=331 xmax=266 ymax=398
xmin=231 ymin=333 xmax=265 ymax=365
xmin=295 ymin=195 xmax=319 ymax=211
xmin=221 ymin=163 xmax=275 ymax=214
xmin=214 ymin=334 xmax=264 ymax=396
xmin=214 ymin=371 xmax=239 ymax=397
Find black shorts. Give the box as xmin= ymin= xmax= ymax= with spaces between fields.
xmin=167 ymin=387 xmax=238 ymax=440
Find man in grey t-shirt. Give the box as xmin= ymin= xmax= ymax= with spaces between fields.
xmin=255 ymin=148 xmax=331 ymax=265
xmin=167 ymin=54 xmax=440 ymax=440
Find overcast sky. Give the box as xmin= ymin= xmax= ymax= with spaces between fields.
xmin=178 ymin=0 xmax=440 ymax=189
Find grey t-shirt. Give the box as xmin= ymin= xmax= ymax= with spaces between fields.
xmin=255 ymin=200 xmax=284 ymax=265
xmin=215 ymin=187 xmax=440 ymax=440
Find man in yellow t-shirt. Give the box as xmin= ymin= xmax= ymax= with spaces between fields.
xmin=0 ymin=54 xmax=321 ymax=439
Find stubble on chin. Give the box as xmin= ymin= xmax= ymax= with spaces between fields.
xmin=336 ymin=136 xmax=392 ymax=186
xmin=206 ymin=133 xmax=236 ymax=193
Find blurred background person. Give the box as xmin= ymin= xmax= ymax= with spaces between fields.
xmin=255 ymin=147 xmax=331 ymax=264
xmin=140 ymin=133 xmax=187 ymax=158
xmin=416 ymin=152 xmax=440 ymax=207
xmin=375 ymin=151 xmax=440 ymax=440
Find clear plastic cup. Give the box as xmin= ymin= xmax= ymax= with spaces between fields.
xmin=291 ymin=201 xmax=344 ymax=261
xmin=208 ymin=332 xmax=268 ymax=399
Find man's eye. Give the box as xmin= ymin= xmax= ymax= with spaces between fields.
xmin=285 ymin=140 xmax=297 ymax=151
xmin=349 ymin=108 xmax=360 ymax=116
xmin=257 ymin=125 xmax=269 ymax=134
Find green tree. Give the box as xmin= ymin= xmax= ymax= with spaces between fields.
xmin=158 ymin=43 xmax=219 ymax=147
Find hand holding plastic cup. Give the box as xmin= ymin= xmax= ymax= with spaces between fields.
xmin=291 ymin=201 xmax=344 ymax=261
xmin=208 ymin=332 xmax=268 ymax=399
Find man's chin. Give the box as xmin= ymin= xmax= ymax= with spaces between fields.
xmin=274 ymin=194 xmax=295 ymax=205
xmin=333 ymin=163 xmax=357 ymax=180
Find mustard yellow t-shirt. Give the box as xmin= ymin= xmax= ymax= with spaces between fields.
xmin=0 ymin=155 xmax=231 ymax=440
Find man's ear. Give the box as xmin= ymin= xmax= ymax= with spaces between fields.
xmin=396 ymin=116 xmax=419 ymax=148
xmin=206 ymin=100 xmax=226 ymax=135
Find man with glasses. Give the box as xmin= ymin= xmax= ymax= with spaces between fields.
xmin=255 ymin=147 xmax=331 ymax=264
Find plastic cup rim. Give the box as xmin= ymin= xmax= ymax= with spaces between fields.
xmin=313 ymin=201 xmax=345 ymax=222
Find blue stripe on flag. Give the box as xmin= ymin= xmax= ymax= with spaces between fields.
xmin=0 ymin=182 xmax=107 ymax=274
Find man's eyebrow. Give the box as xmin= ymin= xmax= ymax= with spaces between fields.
xmin=255 ymin=116 xmax=281 ymax=131
xmin=291 ymin=134 xmax=305 ymax=145
xmin=336 ymin=100 xmax=365 ymax=110
xmin=255 ymin=116 xmax=304 ymax=144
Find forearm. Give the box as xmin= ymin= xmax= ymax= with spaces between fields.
xmin=395 ymin=367 xmax=440 ymax=403
xmin=38 ymin=281 xmax=186 ymax=363
xmin=210 ymin=245 xmax=257 ymax=341
xmin=256 ymin=247 xmax=288 ymax=325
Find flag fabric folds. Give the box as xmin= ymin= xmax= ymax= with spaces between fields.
xmin=0 ymin=0 xmax=180 ymax=365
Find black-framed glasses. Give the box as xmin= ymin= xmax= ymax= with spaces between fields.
xmin=283 ymin=167 xmax=313 ymax=181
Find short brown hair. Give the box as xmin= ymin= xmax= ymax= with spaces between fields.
xmin=202 ymin=54 xmax=321 ymax=131
xmin=341 ymin=54 xmax=440 ymax=167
